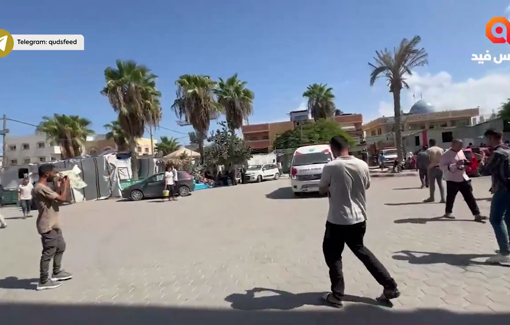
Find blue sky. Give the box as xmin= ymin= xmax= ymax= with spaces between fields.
xmin=2 ymin=0 xmax=510 ymax=145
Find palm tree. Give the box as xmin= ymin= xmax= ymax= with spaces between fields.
xmin=369 ymin=35 xmax=428 ymax=161
xmin=302 ymin=83 xmax=336 ymax=121
xmin=155 ymin=136 xmax=180 ymax=156
xmin=37 ymin=114 xmax=94 ymax=158
xmin=104 ymin=120 xmax=129 ymax=151
xmin=172 ymin=74 xmax=220 ymax=164
xmin=214 ymin=74 xmax=254 ymax=131
xmin=101 ymin=59 xmax=162 ymax=179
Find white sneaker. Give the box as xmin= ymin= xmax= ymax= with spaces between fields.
xmin=486 ymin=254 xmax=510 ymax=264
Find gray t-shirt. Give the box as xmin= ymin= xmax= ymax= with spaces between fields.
xmin=319 ymin=156 xmax=370 ymax=225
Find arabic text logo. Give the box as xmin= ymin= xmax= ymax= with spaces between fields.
xmin=0 ymin=29 xmax=14 ymax=58
xmin=486 ymin=17 xmax=510 ymax=44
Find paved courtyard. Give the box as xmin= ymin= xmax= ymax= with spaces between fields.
xmin=0 ymin=176 xmax=509 ymax=324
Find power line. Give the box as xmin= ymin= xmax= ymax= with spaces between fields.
xmin=6 ymin=118 xmax=38 ymax=128
xmin=157 ymin=125 xmax=188 ymax=135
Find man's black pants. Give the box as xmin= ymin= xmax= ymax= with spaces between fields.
xmin=445 ymin=180 xmax=480 ymax=215
xmin=322 ymin=221 xmax=397 ymax=298
xmin=419 ymin=168 xmax=428 ymax=186
xmin=40 ymin=229 xmax=66 ymax=282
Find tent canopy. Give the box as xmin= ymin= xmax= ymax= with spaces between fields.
xmin=163 ymin=147 xmax=200 ymax=159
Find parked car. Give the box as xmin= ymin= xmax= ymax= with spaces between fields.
xmin=121 ymin=171 xmax=195 ymax=201
xmin=462 ymin=148 xmax=480 ymax=177
xmin=244 ymin=164 xmax=280 ymax=183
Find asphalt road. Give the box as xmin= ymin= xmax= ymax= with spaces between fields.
xmin=0 ymin=176 xmax=508 ymax=324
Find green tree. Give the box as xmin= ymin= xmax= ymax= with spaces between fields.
xmin=37 ymin=114 xmax=94 ymax=159
xmin=214 ymin=73 xmax=255 ymax=131
xmin=369 ymin=36 xmax=428 ymax=161
xmin=498 ymin=98 xmax=510 ymax=120
xmin=101 ymin=59 xmax=162 ymax=179
xmin=172 ymin=74 xmax=221 ymax=164
xmin=302 ymin=83 xmax=336 ymax=121
xmin=155 ymin=136 xmax=180 ymax=156
xmin=104 ymin=120 xmax=129 ymax=151
xmin=204 ymin=121 xmax=252 ymax=166
xmin=273 ymin=119 xmax=354 ymax=150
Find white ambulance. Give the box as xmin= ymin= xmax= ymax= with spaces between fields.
xmin=289 ymin=144 xmax=334 ymax=196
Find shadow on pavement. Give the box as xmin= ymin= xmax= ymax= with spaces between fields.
xmin=385 ymin=201 xmax=437 ymax=206
xmin=265 ymin=187 xmax=325 ymax=200
xmin=0 ymin=301 xmax=508 ymax=325
xmin=393 ymin=187 xmax=423 ymax=191
xmin=392 ymin=250 xmax=500 ymax=267
xmin=225 ymin=288 xmax=384 ymax=311
xmin=0 ymin=277 xmax=38 ymax=290
xmin=394 ymin=216 xmax=474 ymax=224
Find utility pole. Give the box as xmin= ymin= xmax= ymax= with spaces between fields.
xmin=1 ymin=114 xmax=8 ymax=168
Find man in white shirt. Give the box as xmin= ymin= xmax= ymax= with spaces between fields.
xmin=319 ymin=135 xmax=399 ymax=307
xmin=18 ymin=177 xmax=34 ymax=219
xmin=164 ymin=165 xmax=176 ymax=201
xmin=172 ymin=166 xmax=179 ymax=200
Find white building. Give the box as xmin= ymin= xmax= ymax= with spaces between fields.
xmin=4 ymin=133 xmax=61 ymax=166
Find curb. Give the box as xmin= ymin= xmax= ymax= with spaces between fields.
xmin=370 ymin=173 xmax=417 ymax=178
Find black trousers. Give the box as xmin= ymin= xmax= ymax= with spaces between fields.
xmin=40 ymin=229 xmax=66 ymax=282
xmin=445 ymin=180 xmax=480 ymax=215
xmin=418 ymin=168 xmax=428 ymax=186
xmin=166 ymin=184 xmax=175 ymax=198
xmin=322 ymin=221 xmax=397 ymax=298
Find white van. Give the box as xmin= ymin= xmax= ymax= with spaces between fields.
xmin=290 ymin=144 xmax=334 ymax=195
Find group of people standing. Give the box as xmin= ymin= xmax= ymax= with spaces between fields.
xmin=415 ymin=130 xmax=510 ymax=263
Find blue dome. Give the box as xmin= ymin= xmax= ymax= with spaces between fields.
xmin=409 ymin=99 xmax=435 ymax=115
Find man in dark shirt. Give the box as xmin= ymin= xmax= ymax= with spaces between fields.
xmin=416 ymin=146 xmax=430 ymax=188
xmin=484 ymin=129 xmax=510 ymax=264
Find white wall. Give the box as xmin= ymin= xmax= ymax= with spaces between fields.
xmin=4 ymin=134 xmax=61 ymax=166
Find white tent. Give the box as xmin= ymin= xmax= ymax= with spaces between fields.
xmin=163 ymin=147 xmax=200 ymax=159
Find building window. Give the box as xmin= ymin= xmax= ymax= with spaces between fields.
xmin=377 ymin=128 xmax=382 ymax=135
xmin=51 ymin=157 xmax=57 ymax=161
xmin=37 ymin=142 xmax=45 ymax=148
xmin=137 ymin=146 xmax=142 ymax=153
xmin=39 ymin=157 xmax=47 ymax=162
xmin=22 ymin=143 xmax=30 ymax=150
xmin=415 ymin=136 xmax=420 ymax=146
xmin=370 ymin=130 xmax=376 ymax=136
xmin=442 ymin=131 xmax=453 ymax=143
xmin=8 ymin=144 xmax=16 ymax=151
xmin=144 ymin=147 xmax=149 ymax=153
xmin=10 ymin=159 xmax=18 ymax=165
xmin=450 ymin=120 xmax=456 ymax=127
xmin=23 ymin=158 xmax=31 ymax=164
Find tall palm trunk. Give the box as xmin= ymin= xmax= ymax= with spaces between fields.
xmin=392 ymin=90 xmax=404 ymax=162
xmin=64 ymin=132 xmax=75 ymax=159
xmin=197 ymin=131 xmax=205 ymax=165
xmin=129 ymin=137 xmax=139 ymax=179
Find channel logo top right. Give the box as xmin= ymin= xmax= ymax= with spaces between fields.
xmin=486 ymin=17 xmax=510 ymax=44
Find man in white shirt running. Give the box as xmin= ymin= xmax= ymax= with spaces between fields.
xmin=319 ymin=135 xmax=400 ymax=307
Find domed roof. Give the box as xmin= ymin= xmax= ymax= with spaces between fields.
xmin=409 ymin=99 xmax=435 ymax=115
